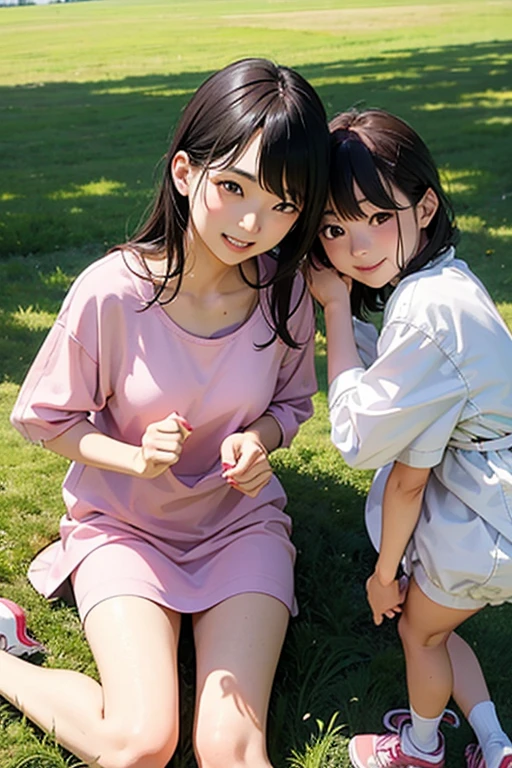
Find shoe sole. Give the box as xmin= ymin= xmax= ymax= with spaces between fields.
xmin=0 ymin=598 xmax=43 ymax=657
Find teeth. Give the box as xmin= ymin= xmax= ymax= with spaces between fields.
xmin=225 ymin=235 xmax=250 ymax=248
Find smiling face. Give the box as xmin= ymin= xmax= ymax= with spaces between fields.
xmin=318 ymin=183 xmax=438 ymax=288
xmin=172 ymin=133 xmax=301 ymax=268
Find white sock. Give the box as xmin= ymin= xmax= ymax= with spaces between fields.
xmin=401 ymin=707 xmax=443 ymax=757
xmin=468 ymin=702 xmax=512 ymax=768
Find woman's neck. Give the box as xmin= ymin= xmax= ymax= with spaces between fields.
xmin=179 ymin=230 xmax=258 ymax=299
xmin=143 ymin=235 xmax=260 ymax=338
xmin=142 ymin=243 xmax=257 ymax=300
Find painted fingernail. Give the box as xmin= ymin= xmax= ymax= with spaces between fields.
xmin=222 ymin=462 xmax=235 ymax=471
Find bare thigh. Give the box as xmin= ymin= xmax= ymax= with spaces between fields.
xmin=192 ymin=593 xmax=289 ymax=768
xmin=400 ymin=578 xmax=481 ymax=646
xmin=84 ymin=595 xmax=182 ymax=760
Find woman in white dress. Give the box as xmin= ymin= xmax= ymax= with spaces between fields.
xmin=307 ymin=108 xmax=512 ymax=768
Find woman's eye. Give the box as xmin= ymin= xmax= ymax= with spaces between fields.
xmin=321 ymin=224 xmax=344 ymax=240
xmin=220 ymin=180 xmax=243 ymax=195
xmin=275 ymin=201 xmax=298 ymax=214
xmin=371 ymin=212 xmax=393 ymax=225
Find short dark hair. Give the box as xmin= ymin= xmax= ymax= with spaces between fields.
xmin=311 ymin=108 xmax=459 ymax=319
xmin=125 ymin=58 xmax=330 ymax=346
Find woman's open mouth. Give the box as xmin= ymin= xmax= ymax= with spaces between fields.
xmin=223 ymin=234 xmax=255 ymax=251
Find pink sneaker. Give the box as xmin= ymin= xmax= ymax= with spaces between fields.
xmin=0 ymin=598 xmax=45 ymax=657
xmin=465 ymin=743 xmax=512 ymax=768
xmin=383 ymin=708 xmax=460 ymax=733
xmin=466 ymin=745 xmax=485 ymax=768
xmin=349 ymin=727 xmax=445 ymax=768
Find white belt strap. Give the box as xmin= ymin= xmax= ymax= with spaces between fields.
xmin=449 ymin=433 xmax=512 ymax=452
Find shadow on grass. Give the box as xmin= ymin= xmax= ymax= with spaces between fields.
xmin=1 ymin=41 xmax=511 ymax=384
xmin=0 ymin=246 xmax=99 ymax=384
xmin=1 ymin=39 xmax=511 ymax=263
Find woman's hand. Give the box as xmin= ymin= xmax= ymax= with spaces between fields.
xmin=220 ymin=432 xmax=273 ymax=497
xmin=366 ymin=571 xmax=409 ymax=626
xmin=133 ymin=412 xmax=192 ymax=478
xmin=304 ymin=260 xmax=352 ymax=308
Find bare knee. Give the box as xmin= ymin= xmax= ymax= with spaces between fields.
xmin=398 ymin=612 xmax=449 ymax=651
xmin=98 ymin=720 xmax=178 ymax=768
xmin=195 ymin=722 xmax=268 ymax=768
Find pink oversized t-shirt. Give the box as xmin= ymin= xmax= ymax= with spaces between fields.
xmin=11 ymin=250 xmax=317 ymax=617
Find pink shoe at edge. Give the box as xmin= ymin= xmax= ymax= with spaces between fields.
xmin=0 ymin=598 xmax=45 ymax=657
xmin=465 ymin=743 xmax=512 ymax=768
xmin=349 ymin=728 xmax=445 ymax=768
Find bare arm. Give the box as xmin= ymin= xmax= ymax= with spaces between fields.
xmin=366 ymin=461 xmax=430 ymax=624
xmin=376 ymin=461 xmax=431 ymax=586
xmin=220 ymin=413 xmax=283 ymax=498
xmin=306 ymin=265 xmax=363 ymax=383
xmin=243 ymin=412 xmax=283 ymax=454
xmin=44 ymin=412 xmax=192 ymax=479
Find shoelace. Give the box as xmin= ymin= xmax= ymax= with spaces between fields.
xmin=377 ymin=734 xmax=406 ymax=767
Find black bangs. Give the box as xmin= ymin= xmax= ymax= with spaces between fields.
xmin=258 ymin=108 xmax=308 ymax=205
xmin=198 ymin=82 xmax=311 ymax=205
xmin=330 ymin=133 xmax=407 ymax=221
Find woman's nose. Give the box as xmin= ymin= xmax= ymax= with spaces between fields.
xmin=350 ymin=231 xmax=370 ymax=257
xmin=239 ymin=211 xmax=260 ymax=234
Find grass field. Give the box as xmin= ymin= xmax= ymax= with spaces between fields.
xmin=0 ymin=1 xmax=511 ymax=766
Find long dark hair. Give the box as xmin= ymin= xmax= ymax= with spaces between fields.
xmin=311 ymin=108 xmax=459 ymax=319
xmin=124 ymin=58 xmax=330 ymax=347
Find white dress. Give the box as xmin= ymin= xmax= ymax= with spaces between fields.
xmin=328 ymin=248 xmax=512 ymax=609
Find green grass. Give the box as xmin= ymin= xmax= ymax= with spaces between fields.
xmin=0 ymin=1 xmax=511 ymax=766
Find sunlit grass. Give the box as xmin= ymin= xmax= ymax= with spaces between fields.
xmin=477 ymin=115 xmax=512 ymax=125
xmin=440 ymin=168 xmax=482 ymax=195
xmin=90 ymin=85 xmax=195 ymax=97
xmin=49 ymin=179 xmax=127 ymax=200
xmin=418 ymin=93 xmax=511 ymax=110
xmin=9 ymin=307 xmax=55 ymax=332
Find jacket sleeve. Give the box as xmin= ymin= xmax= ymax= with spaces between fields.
xmin=328 ymin=320 xmax=468 ymax=469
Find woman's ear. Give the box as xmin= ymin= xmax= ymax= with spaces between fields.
xmin=171 ymin=151 xmax=193 ymax=196
xmin=417 ymin=187 xmax=439 ymax=229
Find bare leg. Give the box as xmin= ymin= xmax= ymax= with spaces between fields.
xmin=398 ymin=578 xmax=480 ymax=719
xmin=192 ymin=593 xmax=289 ymax=768
xmin=447 ymin=632 xmax=490 ymax=718
xmin=399 ymin=587 xmax=512 ymax=768
xmin=0 ymin=596 xmax=181 ymax=768
xmin=448 ymin=633 xmax=512 ymax=768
